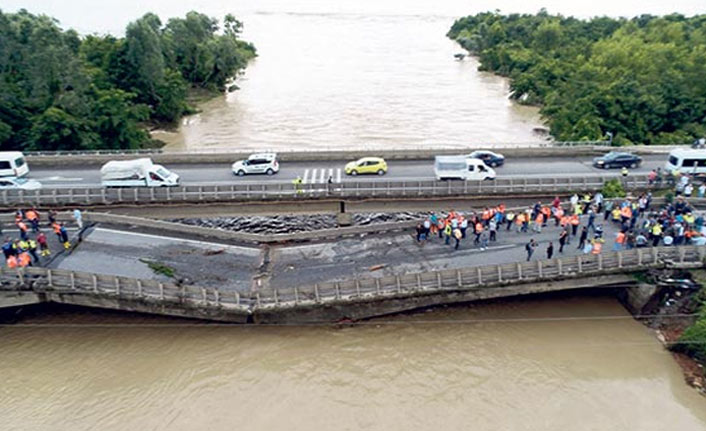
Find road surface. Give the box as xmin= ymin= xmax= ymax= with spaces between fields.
xmin=28 ymin=155 xmax=667 ymax=188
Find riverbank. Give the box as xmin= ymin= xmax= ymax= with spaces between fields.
xmin=625 ymin=269 xmax=706 ymax=395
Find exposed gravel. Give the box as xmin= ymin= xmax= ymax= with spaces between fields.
xmin=172 ymin=211 xmax=432 ymax=234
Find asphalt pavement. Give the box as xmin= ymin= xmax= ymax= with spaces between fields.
xmin=28 ymin=155 xmax=668 ymax=188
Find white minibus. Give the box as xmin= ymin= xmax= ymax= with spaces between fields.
xmin=665 ymin=149 xmax=706 ymax=175
xmin=434 ymin=156 xmax=496 ymax=181
xmin=0 ymin=151 xmax=29 ymax=177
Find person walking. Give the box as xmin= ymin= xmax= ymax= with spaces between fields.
xmin=614 ymin=230 xmax=626 ymax=251
xmin=578 ymin=226 xmax=588 ymax=250
xmin=17 ymin=220 xmax=29 ymax=241
xmin=559 ymin=228 xmax=568 ymax=253
xmin=525 ymin=239 xmax=538 ymax=261
xmin=444 ymin=222 xmax=452 ymax=245
xmin=546 ymin=242 xmax=554 ymax=260
xmin=292 ymin=176 xmax=303 ymax=195
xmin=415 ymin=223 xmax=424 ymax=242
xmin=25 ymin=208 xmax=40 ymax=233
xmin=479 ymin=231 xmax=489 ymax=251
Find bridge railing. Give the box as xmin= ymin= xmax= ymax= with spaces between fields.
xmin=0 ymin=245 xmax=703 ymax=314
xmin=22 ymin=140 xmax=610 ymax=157
xmin=0 ymin=174 xmax=653 ymax=206
xmin=254 ymin=245 xmax=706 ymax=307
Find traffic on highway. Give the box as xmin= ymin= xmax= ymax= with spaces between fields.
xmin=23 ymin=153 xmax=669 ymax=188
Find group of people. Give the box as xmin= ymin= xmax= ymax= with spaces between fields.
xmin=414 ymin=190 xmax=705 ymax=262
xmin=2 ymin=208 xmax=83 ymax=269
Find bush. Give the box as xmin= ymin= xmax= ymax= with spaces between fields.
xmin=675 ymin=312 xmax=706 ymax=361
xmin=601 ymin=179 xmax=626 ymax=198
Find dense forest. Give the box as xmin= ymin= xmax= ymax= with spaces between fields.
xmin=448 ymin=11 xmax=706 ymax=146
xmin=0 ymin=9 xmax=256 ymax=151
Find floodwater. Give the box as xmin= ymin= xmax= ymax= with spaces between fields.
xmin=1 ymin=295 xmax=705 ymax=431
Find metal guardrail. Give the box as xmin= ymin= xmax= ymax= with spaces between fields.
xmin=0 ymin=246 xmax=703 ymax=318
xmin=0 ymin=174 xmax=653 ymax=206
xmin=22 ymin=140 xmax=610 ymax=157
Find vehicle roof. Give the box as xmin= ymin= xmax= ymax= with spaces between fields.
xmin=603 ymin=151 xmax=636 ymax=157
xmin=669 ymin=148 xmax=706 ymax=158
xmin=470 ymin=150 xmax=502 ymax=156
xmin=248 ymin=153 xmax=277 ymax=160
xmin=356 ymin=157 xmax=384 ymax=162
xmin=435 ymin=155 xmax=468 ymax=163
xmin=0 ymin=151 xmax=25 ymax=158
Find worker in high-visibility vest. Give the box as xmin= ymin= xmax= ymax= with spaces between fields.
xmin=591 ymin=239 xmax=603 ymax=254
xmin=6 ymin=255 xmax=18 ymax=269
xmin=17 ymin=251 xmax=31 ymax=268
xmin=614 ymin=231 xmax=626 ymax=251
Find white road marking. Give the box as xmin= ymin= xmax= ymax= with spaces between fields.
xmin=309 ymin=168 xmax=317 ymax=184
xmin=319 ymin=168 xmax=325 ymax=183
xmin=336 ymin=168 xmax=341 ymax=183
xmin=35 ymin=176 xmax=84 ymax=182
xmin=302 ymin=169 xmax=309 ymax=184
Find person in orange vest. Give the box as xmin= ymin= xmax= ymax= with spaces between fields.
xmin=16 ymin=220 xmax=29 ymax=240
xmin=14 ymin=209 xmax=24 ymax=225
xmin=481 ymin=208 xmax=491 ymax=225
xmin=25 ymin=207 xmax=40 ymax=233
xmin=541 ymin=206 xmax=551 ymax=227
xmin=497 ymin=203 xmax=506 ymax=214
xmin=570 ymin=214 xmax=580 ymax=237
xmin=554 ymin=206 xmax=564 ymax=226
xmin=6 ymin=254 xmax=18 ymax=269
xmin=515 ymin=212 xmax=525 ymax=233
xmin=591 ymin=239 xmax=603 ymax=254
xmin=17 ymin=251 xmax=31 ymax=267
xmin=620 ymin=205 xmax=632 ymax=224
xmin=614 ymin=230 xmax=626 ymax=251
xmin=52 ymin=221 xmax=62 ymax=243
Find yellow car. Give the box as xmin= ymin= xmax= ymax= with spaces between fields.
xmin=344 ymin=157 xmax=388 ymax=176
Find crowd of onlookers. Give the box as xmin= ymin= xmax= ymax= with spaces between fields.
xmin=415 ymin=190 xmax=706 ymax=261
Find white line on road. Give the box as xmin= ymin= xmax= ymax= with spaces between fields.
xmin=302 ymin=169 xmax=309 ymax=184
xmin=35 ymin=176 xmax=85 ymax=182
xmin=319 ymin=168 xmax=325 ymax=183
xmin=336 ymin=168 xmax=341 ymax=183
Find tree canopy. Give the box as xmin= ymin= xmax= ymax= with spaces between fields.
xmin=448 ymin=12 xmax=706 ymax=145
xmin=0 ymin=9 xmax=256 ymax=151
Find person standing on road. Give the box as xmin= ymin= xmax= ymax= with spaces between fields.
xmin=558 ymin=229 xmax=568 ymax=253
xmin=37 ymin=232 xmax=50 ymax=257
xmin=525 ymin=239 xmax=537 ymax=261
xmin=578 ymin=226 xmax=588 ymax=250
xmin=25 ymin=208 xmax=40 ymax=233
xmin=59 ymin=223 xmax=70 ymax=249
xmin=453 ymin=228 xmax=463 ymax=250
xmin=546 ymin=242 xmax=554 ymax=260
xmin=73 ymin=209 xmax=83 ymax=229
xmin=488 ymin=219 xmax=497 ymax=242
xmin=444 ymin=222 xmax=452 ymax=245
xmin=16 ymin=220 xmax=29 ymax=241
xmin=292 ymin=176 xmax=303 ymax=195
xmin=27 ymin=238 xmax=39 ymax=264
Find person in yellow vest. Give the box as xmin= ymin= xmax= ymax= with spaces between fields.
xmin=611 ymin=207 xmax=621 ymax=223
xmin=651 ymin=223 xmax=663 ymax=246
xmin=444 ymin=222 xmax=453 ymax=245
xmin=292 ymin=176 xmax=303 ymax=195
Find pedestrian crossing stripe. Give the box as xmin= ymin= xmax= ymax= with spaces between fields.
xmin=301 ymin=168 xmax=342 ymax=184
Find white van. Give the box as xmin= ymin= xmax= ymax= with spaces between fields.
xmin=665 ymin=149 xmax=706 ymax=175
xmin=434 ymin=156 xmax=496 ymax=181
xmin=100 ymin=158 xmax=180 ymax=187
xmin=0 ymin=152 xmax=29 ymax=178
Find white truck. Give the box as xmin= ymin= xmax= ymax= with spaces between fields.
xmin=100 ymin=158 xmax=180 ymax=187
xmin=434 ymin=155 xmax=496 ymax=181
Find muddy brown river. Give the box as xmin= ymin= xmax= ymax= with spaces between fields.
xmin=1 ymin=295 xmax=705 ymax=430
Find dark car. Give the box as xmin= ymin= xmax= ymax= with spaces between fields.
xmin=592 ymin=152 xmax=642 ymax=169
xmin=467 ymin=150 xmax=505 ymax=167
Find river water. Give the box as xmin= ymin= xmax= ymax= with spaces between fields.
xmin=1 ymin=295 xmax=705 ymax=430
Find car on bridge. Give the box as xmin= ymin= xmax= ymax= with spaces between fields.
xmin=467 ymin=150 xmax=504 ymax=167
xmin=344 ymin=157 xmax=387 ymax=176
xmin=593 ymin=151 xmax=642 ymax=169
xmin=232 ymin=153 xmax=280 ymax=176
xmin=0 ymin=177 xmax=42 ymax=190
